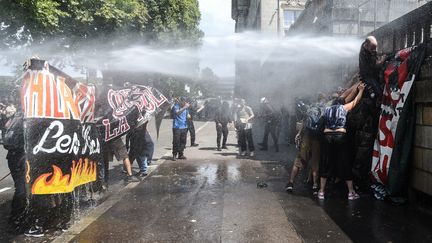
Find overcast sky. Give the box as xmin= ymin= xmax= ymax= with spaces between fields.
xmin=198 ymin=0 xmax=235 ymax=77
xmin=199 ymin=0 xmax=234 ymax=36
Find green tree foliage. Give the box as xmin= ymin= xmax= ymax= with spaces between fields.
xmin=0 ymin=0 xmax=202 ymax=48
xmin=144 ymin=0 xmax=203 ymax=46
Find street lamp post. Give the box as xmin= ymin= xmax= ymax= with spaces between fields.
xmin=374 ymin=0 xmax=377 ymax=30
xmin=277 ymin=0 xmax=281 ymax=36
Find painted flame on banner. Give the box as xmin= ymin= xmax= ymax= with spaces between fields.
xmin=31 ymin=158 xmax=97 ymax=195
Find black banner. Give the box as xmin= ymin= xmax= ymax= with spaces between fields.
xmin=21 ymin=60 xmax=100 ymax=195
xmin=95 ymin=85 xmax=169 ymax=142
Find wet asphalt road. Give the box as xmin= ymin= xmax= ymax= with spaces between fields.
xmin=68 ymin=122 xmax=303 ymax=243
xmin=3 ymin=120 xmax=432 ymax=242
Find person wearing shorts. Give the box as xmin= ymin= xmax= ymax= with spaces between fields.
xmin=104 ymin=137 xmax=139 ymax=183
xmin=285 ymin=123 xmax=321 ymax=195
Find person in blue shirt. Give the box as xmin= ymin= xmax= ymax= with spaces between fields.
xmin=172 ymin=97 xmax=190 ymax=161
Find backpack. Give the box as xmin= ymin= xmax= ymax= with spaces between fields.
xmin=305 ymin=105 xmax=324 ymax=136
xmin=3 ymin=113 xmax=24 ymax=151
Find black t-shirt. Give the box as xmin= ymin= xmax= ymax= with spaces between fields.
xmin=359 ymin=44 xmax=381 ymax=81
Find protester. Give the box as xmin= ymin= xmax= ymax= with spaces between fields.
xmin=187 ymin=98 xmax=200 ymax=147
xmin=359 ymin=36 xmax=387 ymax=99
xmin=215 ymin=101 xmax=232 ymax=151
xmin=144 ymin=129 xmax=155 ymax=165
xmin=104 ymin=138 xmax=139 ymax=182
xmin=285 ymin=94 xmax=325 ymax=195
xmin=172 ymin=97 xmax=190 ymax=161
xmin=126 ymin=123 xmax=152 ymax=177
xmin=258 ymin=97 xmax=280 ymax=152
xmin=2 ymin=109 xmax=26 ymax=233
xmin=280 ymin=105 xmax=291 ymax=145
xmin=318 ymin=83 xmax=366 ymax=200
xmin=235 ymin=99 xmax=255 ymax=156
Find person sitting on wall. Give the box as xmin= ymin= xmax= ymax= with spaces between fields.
xmin=359 ymin=36 xmax=387 ymax=99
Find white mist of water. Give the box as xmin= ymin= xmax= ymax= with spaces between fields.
xmin=0 ymin=32 xmax=362 ymax=101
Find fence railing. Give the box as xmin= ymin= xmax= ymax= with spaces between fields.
xmin=369 ymin=2 xmax=432 ymax=53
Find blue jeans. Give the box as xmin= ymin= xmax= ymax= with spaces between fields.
xmin=130 ymin=154 xmax=148 ymax=172
xmin=136 ymin=155 xmax=148 ymax=172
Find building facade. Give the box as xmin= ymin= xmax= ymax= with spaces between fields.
xmin=232 ymin=0 xmax=307 ymax=103
xmin=232 ymin=0 xmax=307 ymax=35
xmin=289 ymin=0 xmax=428 ymax=36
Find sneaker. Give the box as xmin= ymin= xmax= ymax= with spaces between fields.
xmin=191 ymin=143 xmax=199 ymax=147
xmin=249 ymin=151 xmax=255 ymax=157
xmin=221 ymin=145 xmax=228 ymax=149
xmin=58 ymin=222 xmax=71 ymax=232
xmin=217 ymin=147 xmax=222 ymax=151
xmin=285 ymin=182 xmax=294 ymax=193
xmin=125 ymin=175 xmax=140 ymax=183
xmin=312 ymin=185 xmax=319 ymax=196
xmin=348 ymin=192 xmax=360 ymax=200
xmin=136 ymin=171 xmax=148 ymax=177
xmin=24 ymin=225 xmax=44 ymax=237
xmin=172 ymin=154 xmax=177 ymax=161
xmin=318 ymin=191 xmax=325 ymax=200
xmin=240 ymin=151 xmax=246 ymax=156
xmin=178 ymin=155 xmax=187 ymax=160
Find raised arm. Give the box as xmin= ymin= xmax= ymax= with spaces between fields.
xmin=344 ymin=83 xmax=365 ymax=112
xmin=174 ymin=102 xmax=190 ymax=116
xmin=340 ymin=81 xmax=361 ymax=104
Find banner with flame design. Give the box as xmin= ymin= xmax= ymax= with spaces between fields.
xmin=21 ymin=59 xmax=101 ymax=195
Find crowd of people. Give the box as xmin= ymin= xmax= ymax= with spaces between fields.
xmin=169 ymin=36 xmax=386 ymax=203
xmin=1 ymin=35 xmax=386 ymax=237
xmin=285 ymin=36 xmax=385 ymax=200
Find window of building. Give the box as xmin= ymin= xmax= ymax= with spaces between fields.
xmin=283 ymin=10 xmax=302 ymax=29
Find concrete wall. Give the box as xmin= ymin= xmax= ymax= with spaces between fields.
xmin=413 ymin=56 xmax=432 ymax=196
xmin=260 ymin=0 xmax=278 ymax=34
xmin=370 ymin=2 xmax=432 ymax=196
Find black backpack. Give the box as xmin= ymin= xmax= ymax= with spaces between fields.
xmin=3 ymin=113 xmax=24 ymax=151
xmin=305 ymin=105 xmax=324 ymax=136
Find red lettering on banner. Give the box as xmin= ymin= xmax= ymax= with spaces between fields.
xmin=22 ymin=70 xmax=80 ymax=120
xmin=378 ymin=116 xmax=394 ymax=147
xmin=103 ymin=116 xmax=130 ymax=141
xmin=131 ymin=88 xmax=167 ymax=113
xmin=74 ymin=84 xmax=95 ymax=123
xmin=145 ymin=88 xmax=168 ymax=107
xmin=108 ymin=89 xmax=130 ymax=118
